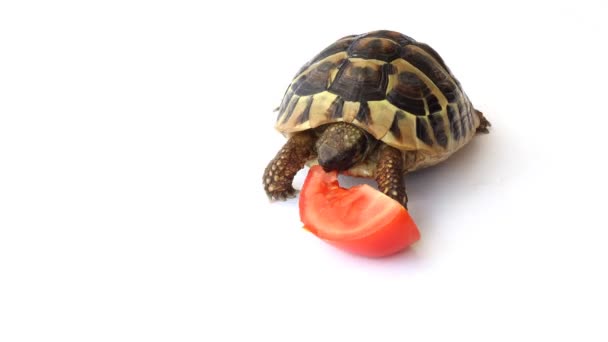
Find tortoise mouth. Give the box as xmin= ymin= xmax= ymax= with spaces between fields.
xmin=318 ymin=145 xmax=358 ymax=172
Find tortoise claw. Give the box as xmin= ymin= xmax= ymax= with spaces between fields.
xmin=267 ymin=187 xmax=298 ymax=202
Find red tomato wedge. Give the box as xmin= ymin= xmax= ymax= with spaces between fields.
xmin=299 ymin=165 xmax=420 ymax=257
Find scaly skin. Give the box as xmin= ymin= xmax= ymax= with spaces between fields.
xmin=263 ymin=131 xmax=316 ymax=200
xmin=264 ymin=123 xmax=410 ymax=209
xmin=375 ymin=144 xmax=408 ymax=208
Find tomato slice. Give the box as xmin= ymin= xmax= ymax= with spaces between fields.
xmin=299 ymin=165 xmax=420 ymax=257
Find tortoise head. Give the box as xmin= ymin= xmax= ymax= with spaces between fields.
xmin=315 ymin=122 xmax=374 ymax=172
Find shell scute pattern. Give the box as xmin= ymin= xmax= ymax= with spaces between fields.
xmin=328 ymin=59 xmax=390 ymax=102
xmin=347 ymin=37 xmax=402 ymax=62
xmin=276 ymin=30 xmax=479 ymax=158
xmin=386 ymin=71 xmax=429 ymax=116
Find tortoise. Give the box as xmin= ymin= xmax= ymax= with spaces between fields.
xmin=263 ymin=30 xmax=490 ymax=208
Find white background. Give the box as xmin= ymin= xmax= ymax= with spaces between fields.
xmin=1 ymin=0 xmax=607 ymax=341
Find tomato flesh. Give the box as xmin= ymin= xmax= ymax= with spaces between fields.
xmin=299 ymin=165 xmax=420 ymax=257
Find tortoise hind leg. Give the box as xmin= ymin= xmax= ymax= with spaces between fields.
xmin=475 ymin=109 xmax=492 ymax=134
xmin=263 ymin=131 xmax=316 ymax=201
xmin=375 ymin=144 xmax=408 ymax=208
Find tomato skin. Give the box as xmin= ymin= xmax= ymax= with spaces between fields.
xmin=299 ymin=165 xmax=420 ymax=257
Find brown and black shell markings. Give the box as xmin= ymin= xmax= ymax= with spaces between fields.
xmin=275 ymin=30 xmax=480 ymax=170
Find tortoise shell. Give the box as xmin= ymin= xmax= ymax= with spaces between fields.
xmin=275 ymin=30 xmax=480 ymax=170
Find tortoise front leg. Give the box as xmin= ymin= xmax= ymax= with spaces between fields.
xmin=375 ymin=144 xmax=408 ymax=208
xmin=263 ymin=131 xmax=316 ymax=201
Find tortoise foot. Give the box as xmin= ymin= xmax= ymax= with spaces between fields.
xmin=265 ymin=184 xmax=298 ymax=202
